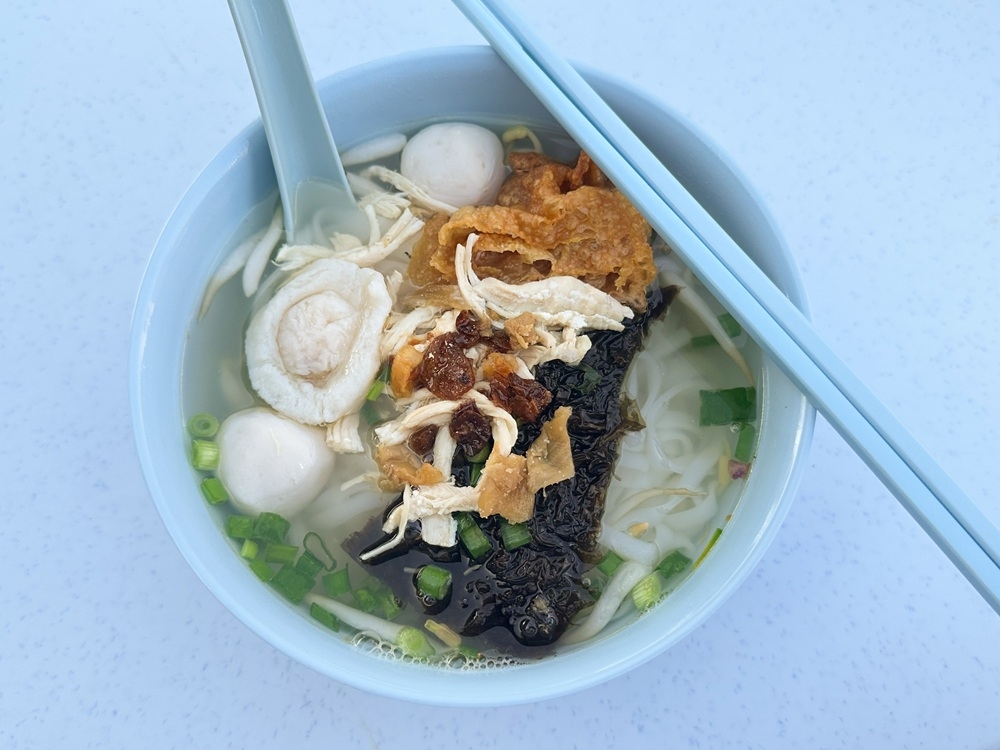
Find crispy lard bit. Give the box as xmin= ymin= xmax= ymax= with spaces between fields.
xmin=477 ymin=451 xmax=534 ymax=523
xmin=407 ymin=212 xmax=452 ymax=287
xmin=483 ymin=352 xmax=552 ymax=424
xmin=449 ymin=400 xmax=492 ymax=459
xmin=406 ymin=152 xmax=657 ymax=310
xmin=390 ymin=345 xmax=423 ymax=398
xmin=525 ymin=406 xmax=575 ymax=492
xmin=504 ymin=312 xmax=540 ymax=349
xmin=416 ymin=333 xmax=476 ymax=400
xmin=374 ymin=443 xmax=444 ymax=491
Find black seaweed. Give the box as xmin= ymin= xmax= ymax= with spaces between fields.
xmin=343 ymin=286 xmax=676 ymax=656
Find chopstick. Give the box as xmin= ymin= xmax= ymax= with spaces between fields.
xmin=452 ymin=0 xmax=1000 ymax=614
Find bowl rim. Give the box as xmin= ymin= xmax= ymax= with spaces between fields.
xmin=130 ymin=44 xmax=816 ymax=706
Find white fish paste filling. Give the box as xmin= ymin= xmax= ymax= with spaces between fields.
xmin=246 ymin=257 xmax=392 ymax=426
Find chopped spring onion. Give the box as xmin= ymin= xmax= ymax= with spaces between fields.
xmin=718 ymin=312 xmax=742 ymax=337
xmin=295 ymin=550 xmax=324 ymax=578
xmin=416 ymin=565 xmax=453 ymax=601
xmin=264 ymin=543 xmax=298 ymax=565
xmin=270 ymin=564 xmax=315 ymax=603
xmin=365 ymin=370 xmax=388 ymax=401
xmin=309 ymin=602 xmax=341 ymax=632
xmin=191 ymin=439 xmax=220 ymax=471
xmin=396 ymin=627 xmax=436 ymax=659
xmin=657 ymin=550 xmax=692 ymax=579
xmin=469 ymin=462 xmax=484 ymax=486
xmin=199 ymin=476 xmax=228 ymax=505
xmin=248 ymin=558 xmax=275 ymax=582
xmin=699 ymin=387 xmax=756 ymax=426
xmin=323 ymin=567 xmax=351 ymax=598
xmin=631 ymin=573 xmax=663 ymax=612
xmin=597 ymin=550 xmax=624 ymax=576
xmin=239 ymin=539 xmax=259 ymax=560
xmin=694 ymin=527 xmax=724 ymax=568
xmin=252 ymin=512 xmax=290 ymax=544
xmin=690 ymin=313 xmax=744 ymax=347
xmin=353 ymin=586 xmax=379 ymax=614
xmin=302 ymin=532 xmax=337 ymax=572
xmin=468 ymin=443 xmax=491 ymax=463
xmin=226 ymin=515 xmax=254 ymax=539
xmin=360 ymin=400 xmax=382 ymax=425
xmin=187 ymin=413 xmax=220 ymax=438
xmin=499 ymin=521 xmax=532 ymax=551
xmin=379 ymin=590 xmax=403 ymax=621
xmin=734 ymin=422 xmax=756 ymax=463
xmin=456 ymin=512 xmax=491 ymax=560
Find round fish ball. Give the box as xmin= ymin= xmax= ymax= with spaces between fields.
xmin=400 ymin=122 xmax=506 ymax=207
xmin=216 ymin=407 xmax=335 ymax=517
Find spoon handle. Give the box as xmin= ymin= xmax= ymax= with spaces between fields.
xmin=227 ymin=0 xmax=364 ymax=243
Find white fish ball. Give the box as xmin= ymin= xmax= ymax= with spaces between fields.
xmin=216 ymin=407 xmax=335 ymax=517
xmin=400 ymin=122 xmax=506 ymax=207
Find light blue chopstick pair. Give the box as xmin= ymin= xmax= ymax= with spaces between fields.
xmin=452 ymin=0 xmax=1000 ymax=614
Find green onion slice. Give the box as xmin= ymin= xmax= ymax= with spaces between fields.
xmin=734 ymin=422 xmax=756 ymax=463
xmin=309 ymin=602 xmax=341 ymax=632
xmin=416 ymin=565 xmax=453 ymax=601
xmin=323 ymin=567 xmax=351 ymax=598
xmin=226 ymin=515 xmax=255 ymax=540
xmin=187 ymin=413 xmax=220 ymax=438
xmin=199 ymin=476 xmax=228 ymax=505
xmin=456 ymin=512 xmax=491 ymax=560
xmin=499 ymin=521 xmax=532 ymax=551
xmin=699 ymin=387 xmax=756 ymax=426
xmin=657 ymin=550 xmax=692 ymax=579
xmin=252 ymin=512 xmax=290 ymax=544
xmin=597 ymin=550 xmax=624 ymax=576
xmin=264 ymin=543 xmax=298 ymax=565
xmin=302 ymin=532 xmax=337 ymax=571
xmin=190 ymin=439 xmax=220 ymax=471
xmin=631 ymin=573 xmax=663 ymax=611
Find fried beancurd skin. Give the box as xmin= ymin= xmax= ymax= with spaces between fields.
xmin=525 ymin=405 xmax=574 ymax=492
xmin=374 ymin=443 xmax=445 ymax=492
xmin=477 ymin=451 xmax=533 ymax=523
xmin=406 ymin=152 xmax=657 ymax=311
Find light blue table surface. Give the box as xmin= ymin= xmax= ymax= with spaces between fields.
xmin=2 ymin=1 xmax=998 ymax=748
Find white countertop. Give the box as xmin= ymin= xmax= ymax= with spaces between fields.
xmin=3 ymin=1 xmax=999 ymax=747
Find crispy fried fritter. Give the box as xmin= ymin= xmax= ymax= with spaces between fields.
xmin=406 ymin=152 xmax=657 ymax=311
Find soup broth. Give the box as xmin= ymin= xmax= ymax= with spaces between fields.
xmin=182 ymin=119 xmax=760 ymax=663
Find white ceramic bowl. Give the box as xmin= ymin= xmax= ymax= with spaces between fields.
xmin=130 ymin=46 xmax=814 ymax=706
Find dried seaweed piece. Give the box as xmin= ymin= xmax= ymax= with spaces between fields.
xmin=346 ymin=287 xmax=675 ymax=655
